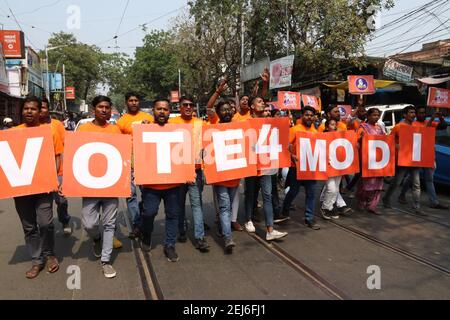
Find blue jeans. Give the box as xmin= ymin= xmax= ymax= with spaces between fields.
xmin=282 ymin=167 xmax=316 ymax=222
xmin=213 ymin=185 xmax=237 ymax=240
xmin=179 ymin=169 xmax=205 ymax=239
xmin=245 ymin=175 xmax=274 ymax=227
xmin=141 ymin=187 xmax=180 ymax=248
xmin=127 ymin=169 xmax=141 ymax=228
xmin=384 ymin=166 xmax=420 ymax=209
xmin=400 ymin=167 xmax=438 ymax=205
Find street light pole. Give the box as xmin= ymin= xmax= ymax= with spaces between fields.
xmin=45 ymin=46 xmax=50 ymax=102
xmin=62 ymin=63 xmax=66 ymax=112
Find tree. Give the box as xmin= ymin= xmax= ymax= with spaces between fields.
xmin=126 ymin=31 xmax=179 ymax=100
xmin=41 ymin=32 xmax=104 ymax=102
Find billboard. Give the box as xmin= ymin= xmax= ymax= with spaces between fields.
xmin=0 ymin=30 xmax=25 ymax=59
xmin=269 ymin=55 xmax=294 ymax=89
xmin=383 ymin=59 xmax=413 ymax=82
xmin=66 ymin=86 xmax=75 ymax=99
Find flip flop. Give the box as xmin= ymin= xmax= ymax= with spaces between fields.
xmin=46 ymin=256 xmax=59 ymax=273
xmin=26 ymin=264 xmax=44 ymax=279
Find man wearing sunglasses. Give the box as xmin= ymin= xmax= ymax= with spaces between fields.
xmin=169 ymin=96 xmax=209 ymax=252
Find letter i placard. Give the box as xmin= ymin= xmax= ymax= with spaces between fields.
xmin=397 ymin=126 xmax=435 ymax=168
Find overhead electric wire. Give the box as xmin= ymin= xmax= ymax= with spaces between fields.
xmin=14 ymin=0 xmax=62 ymax=16
xmin=3 ymin=0 xmax=42 ymax=50
xmin=114 ymin=0 xmax=131 ymax=39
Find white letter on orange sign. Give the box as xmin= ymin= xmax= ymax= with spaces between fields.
xmin=299 ymin=138 xmax=326 ymax=172
xmin=0 ymin=137 xmax=43 ymax=187
xmin=72 ymin=142 xmax=122 ymax=189
xmin=255 ymin=124 xmax=282 ymax=160
xmin=329 ymin=138 xmax=354 ymax=170
xmin=412 ymin=133 xmax=422 ymax=162
xmin=142 ymin=132 xmax=184 ymax=174
xmin=213 ymin=129 xmax=247 ymax=172
xmin=368 ymin=140 xmax=389 ymax=170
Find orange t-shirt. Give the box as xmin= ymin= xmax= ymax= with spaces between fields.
xmin=412 ymin=120 xmax=439 ymax=128
xmin=15 ymin=123 xmax=64 ymax=156
xmin=117 ymin=111 xmax=154 ymax=135
xmin=77 ymin=121 xmax=122 ymax=134
xmin=318 ymin=121 xmax=347 ymax=132
xmin=232 ymin=111 xmax=252 ymax=122
xmin=168 ymin=116 xmax=204 ymax=125
xmin=289 ymin=122 xmax=317 ymax=157
xmin=49 ymin=119 xmax=66 ymax=176
xmin=207 ymin=113 xmax=219 ymax=125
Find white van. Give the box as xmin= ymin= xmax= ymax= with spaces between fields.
xmin=366 ymin=104 xmax=414 ymax=134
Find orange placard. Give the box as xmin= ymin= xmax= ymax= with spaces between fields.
xmin=362 ymin=134 xmax=395 ymax=178
xmin=247 ymin=117 xmax=291 ymax=171
xmin=203 ymin=122 xmax=257 ymax=184
xmin=277 ymin=91 xmax=301 ymax=110
xmin=62 ymin=131 xmax=131 ymax=197
xmin=326 ymin=131 xmax=360 ymax=177
xmin=170 ymin=90 xmax=180 ymax=103
xmin=398 ymin=126 xmax=435 ymax=168
xmin=296 ymin=131 xmax=328 ymax=180
xmin=337 ymin=105 xmax=352 ymax=121
xmin=0 ymin=126 xmax=58 ymax=199
xmin=133 ymin=124 xmax=195 ymax=185
xmin=427 ymin=87 xmax=450 ymax=109
xmin=348 ymin=75 xmax=375 ymax=95
xmin=66 ymin=86 xmax=75 ymax=100
xmin=302 ymin=94 xmax=321 ymax=111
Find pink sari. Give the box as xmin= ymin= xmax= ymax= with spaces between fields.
xmin=356 ymin=123 xmax=385 ymax=211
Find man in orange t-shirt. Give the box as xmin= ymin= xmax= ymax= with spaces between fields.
xmin=169 ymin=96 xmax=209 ymax=252
xmin=398 ymin=106 xmax=448 ymax=210
xmin=318 ymin=104 xmax=347 ymax=132
xmin=117 ymin=92 xmax=154 ymax=239
xmin=78 ymin=95 xmax=121 ymax=279
xmin=40 ymin=98 xmax=72 ymax=235
xmin=140 ymin=98 xmax=182 ymax=262
xmin=232 ymin=95 xmax=252 ymax=122
xmin=280 ymin=106 xmax=320 ymax=230
xmin=382 ymin=105 xmax=423 ymax=214
xmin=13 ymin=96 xmax=62 ymax=279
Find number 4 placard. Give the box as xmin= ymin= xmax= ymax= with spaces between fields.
xmin=248 ymin=118 xmax=291 ymax=171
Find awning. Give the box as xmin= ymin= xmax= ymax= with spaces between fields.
xmin=322 ymin=80 xmax=397 ymax=90
xmin=417 ymin=76 xmax=450 ymax=85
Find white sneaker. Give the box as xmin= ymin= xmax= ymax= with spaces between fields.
xmin=63 ymin=223 xmax=72 ymax=235
xmin=244 ymin=221 xmax=256 ymax=233
xmin=266 ymin=229 xmax=288 ymax=241
xmin=102 ymin=263 xmax=117 ymax=278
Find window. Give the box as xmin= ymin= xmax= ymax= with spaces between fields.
xmin=382 ymin=111 xmax=393 ymax=127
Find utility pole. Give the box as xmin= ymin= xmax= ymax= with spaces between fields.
xmin=286 ymin=0 xmax=289 ymax=55
xmin=62 ymin=63 xmax=66 ymax=112
xmin=178 ymin=69 xmax=182 ymax=98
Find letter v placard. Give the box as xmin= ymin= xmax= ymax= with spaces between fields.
xmin=0 ymin=126 xmax=58 ymax=199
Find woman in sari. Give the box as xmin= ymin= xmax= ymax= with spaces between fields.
xmin=356 ymin=108 xmax=385 ymax=215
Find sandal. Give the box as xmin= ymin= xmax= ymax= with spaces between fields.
xmin=26 ymin=264 xmax=44 ymax=279
xmin=46 ymin=256 xmax=60 ymax=273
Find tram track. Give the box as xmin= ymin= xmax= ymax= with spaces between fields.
xmin=121 ymin=199 xmax=164 ymax=300
xmin=247 ymin=226 xmax=350 ymax=300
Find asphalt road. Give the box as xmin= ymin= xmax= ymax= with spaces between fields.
xmin=0 ymin=179 xmax=449 ymax=300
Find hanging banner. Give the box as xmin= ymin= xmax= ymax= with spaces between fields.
xmin=0 ymin=126 xmax=58 ymax=199
xmin=170 ymin=90 xmax=180 ymax=103
xmin=277 ymin=91 xmax=301 ymax=110
xmin=0 ymin=30 xmax=25 ymax=59
xmin=348 ymin=75 xmax=375 ymax=95
xmin=427 ymin=87 xmax=450 ymax=109
xmin=383 ymin=59 xmax=413 ymax=82
xmin=269 ymin=55 xmax=294 ymax=89
xmin=362 ymin=134 xmax=395 ymax=178
xmin=62 ymin=132 xmax=132 ymax=197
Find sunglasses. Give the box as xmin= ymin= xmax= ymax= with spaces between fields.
xmin=182 ymin=103 xmax=194 ymax=107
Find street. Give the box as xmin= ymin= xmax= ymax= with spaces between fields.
xmin=0 ymin=181 xmax=449 ymax=300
